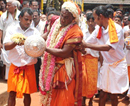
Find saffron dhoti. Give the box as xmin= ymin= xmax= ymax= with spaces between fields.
xmin=7 ymin=64 xmax=37 ymax=98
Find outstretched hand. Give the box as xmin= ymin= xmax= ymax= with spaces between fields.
xmin=75 ymin=40 xmax=87 ymax=54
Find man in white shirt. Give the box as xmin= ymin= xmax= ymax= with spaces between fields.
xmin=123 ymin=16 xmax=130 ymax=36
xmin=0 ymin=0 xmax=20 ymax=80
xmin=4 ymin=8 xmax=40 ymax=106
xmin=33 ymin=9 xmax=46 ymax=35
xmin=80 ymin=6 xmax=129 ymax=106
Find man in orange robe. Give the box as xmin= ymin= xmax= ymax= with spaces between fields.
xmin=3 ymin=8 xmax=40 ymax=106
xmin=39 ymin=1 xmax=83 ymax=106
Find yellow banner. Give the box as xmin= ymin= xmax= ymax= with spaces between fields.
xmin=41 ymin=0 xmax=44 ymax=14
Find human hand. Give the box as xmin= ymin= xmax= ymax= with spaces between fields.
xmin=126 ymin=45 xmax=130 ymax=50
xmin=76 ymin=40 xmax=87 ymax=54
xmin=0 ymin=42 xmax=3 ymax=51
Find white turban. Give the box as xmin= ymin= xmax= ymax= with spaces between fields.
xmin=62 ymin=1 xmax=80 ymax=23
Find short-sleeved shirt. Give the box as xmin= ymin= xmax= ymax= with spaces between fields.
xmin=82 ymin=28 xmax=99 ymax=57
xmin=3 ymin=22 xmax=41 ymax=67
xmin=86 ymin=23 xmax=125 ymax=63
xmin=0 ymin=10 xmax=20 ymax=41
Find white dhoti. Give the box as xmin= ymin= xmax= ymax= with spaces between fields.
xmin=97 ymin=59 xmax=129 ymax=94
xmin=1 ymin=49 xmax=11 ymax=80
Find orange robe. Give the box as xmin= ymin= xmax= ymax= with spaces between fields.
xmin=82 ymin=55 xmax=98 ymax=98
xmin=50 ymin=24 xmax=83 ymax=106
xmin=7 ymin=64 xmax=37 ymax=98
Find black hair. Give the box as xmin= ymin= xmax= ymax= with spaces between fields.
xmin=47 ymin=10 xmax=60 ymax=17
xmin=86 ymin=13 xmax=94 ymax=21
xmin=128 ymin=16 xmax=130 ymax=21
xmin=45 ymin=7 xmax=56 ymax=14
xmin=105 ymin=4 xmax=114 ymax=10
xmin=0 ymin=0 xmax=6 ymax=4
xmin=114 ymin=15 xmax=122 ymax=21
xmin=19 ymin=8 xmax=33 ymax=18
xmin=124 ymin=13 xmax=129 ymax=17
xmin=78 ymin=4 xmax=81 ymax=10
xmin=33 ymin=9 xmax=40 ymax=16
xmin=107 ymin=8 xmax=114 ymax=18
xmin=93 ymin=5 xmax=109 ymax=18
xmin=29 ymin=0 xmax=39 ymax=6
xmin=22 ymin=1 xmax=29 ymax=7
xmin=116 ymin=8 xmax=123 ymax=14
xmin=86 ymin=9 xmax=92 ymax=13
xmin=82 ymin=12 xmax=86 ymax=15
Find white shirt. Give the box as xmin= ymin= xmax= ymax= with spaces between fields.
xmin=123 ymin=25 xmax=129 ymax=34
xmin=82 ymin=28 xmax=99 ymax=57
xmin=31 ymin=20 xmax=46 ymax=35
xmin=3 ymin=23 xmax=41 ymax=67
xmin=35 ymin=20 xmax=46 ymax=35
xmin=123 ymin=25 xmax=130 ymax=66
xmin=0 ymin=10 xmax=20 ymax=41
xmin=86 ymin=23 xmax=125 ymax=63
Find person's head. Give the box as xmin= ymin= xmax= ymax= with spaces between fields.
xmin=116 ymin=8 xmax=123 ymax=17
xmin=93 ymin=5 xmax=109 ymax=27
xmin=123 ymin=15 xmax=129 ymax=26
xmin=33 ymin=10 xmax=40 ymax=24
xmin=14 ymin=0 xmax=21 ymax=10
xmin=105 ymin=4 xmax=114 ymax=10
xmin=81 ymin=12 xmax=86 ymax=18
xmin=22 ymin=1 xmax=29 ymax=9
xmin=47 ymin=11 xmax=56 ymax=23
xmin=61 ymin=1 xmax=81 ymax=27
xmin=19 ymin=8 xmax=33 ymax=30
xmin=128 ymin=16 xmax=130 ymax=26
xmin=86 ymin=13 xmax=95 ymax=28
xmin=0 ymin=0 xmax=6 ymax=10
xmin=40 ymin=14 xmax=46 ymax=21
xmin=86 ymin=9 xmax=92 ymax=16
xmin=107 ymin=8 xmax=114 ymax=19
xmin=114 ymin=15 xmax=122 ymax=26
xmin=105 ymin=4 xmax=114 ymax=19
xmin=45 ymin=7 xmax=56 ymax=16
xmin=29 ymin=0 xmax=39 ymax=10
xmin=6 ymin=0 xmax=17 ymax=13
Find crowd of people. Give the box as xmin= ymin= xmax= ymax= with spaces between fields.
xmin=0 ymin=0 xmax=130 ymax=106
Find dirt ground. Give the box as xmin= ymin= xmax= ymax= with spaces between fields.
xmin=15 ymin=92 xmax=130 ymax=106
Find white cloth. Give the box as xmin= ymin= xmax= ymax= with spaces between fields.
xmin=123 ymin=25 xmax=129 ymax=34
xmin=0 ymin=9 xmax=20 ymax=79
xmin=97 ymin=59 xmax=128 ymax=94
xmin=31 ymin=20 xmax=46 ymax=35
xmin=1 ymin=49 xmax=10 ymax=66
xmin=123 ymin=25 xmax=130 ymax=66
xmin=86 ymin=23 xmax=129 ymax=93
xmin=87 ymin=24 xmax=125 ymax=64
xmin=3 ymin=22 xmax=41 ymax=67
xmin=82 ymin=28 xmax=99 ymax=57
xmin=0 ymin=10 xmax=20 ymax=41
xmin=35 ymin=20 xmax=46 ymax=35
xmin=124 ymin=48 xmax=130 ymax=66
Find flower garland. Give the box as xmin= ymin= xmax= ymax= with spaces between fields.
xmin=39 ymin=18 xmax=76 ymax=106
